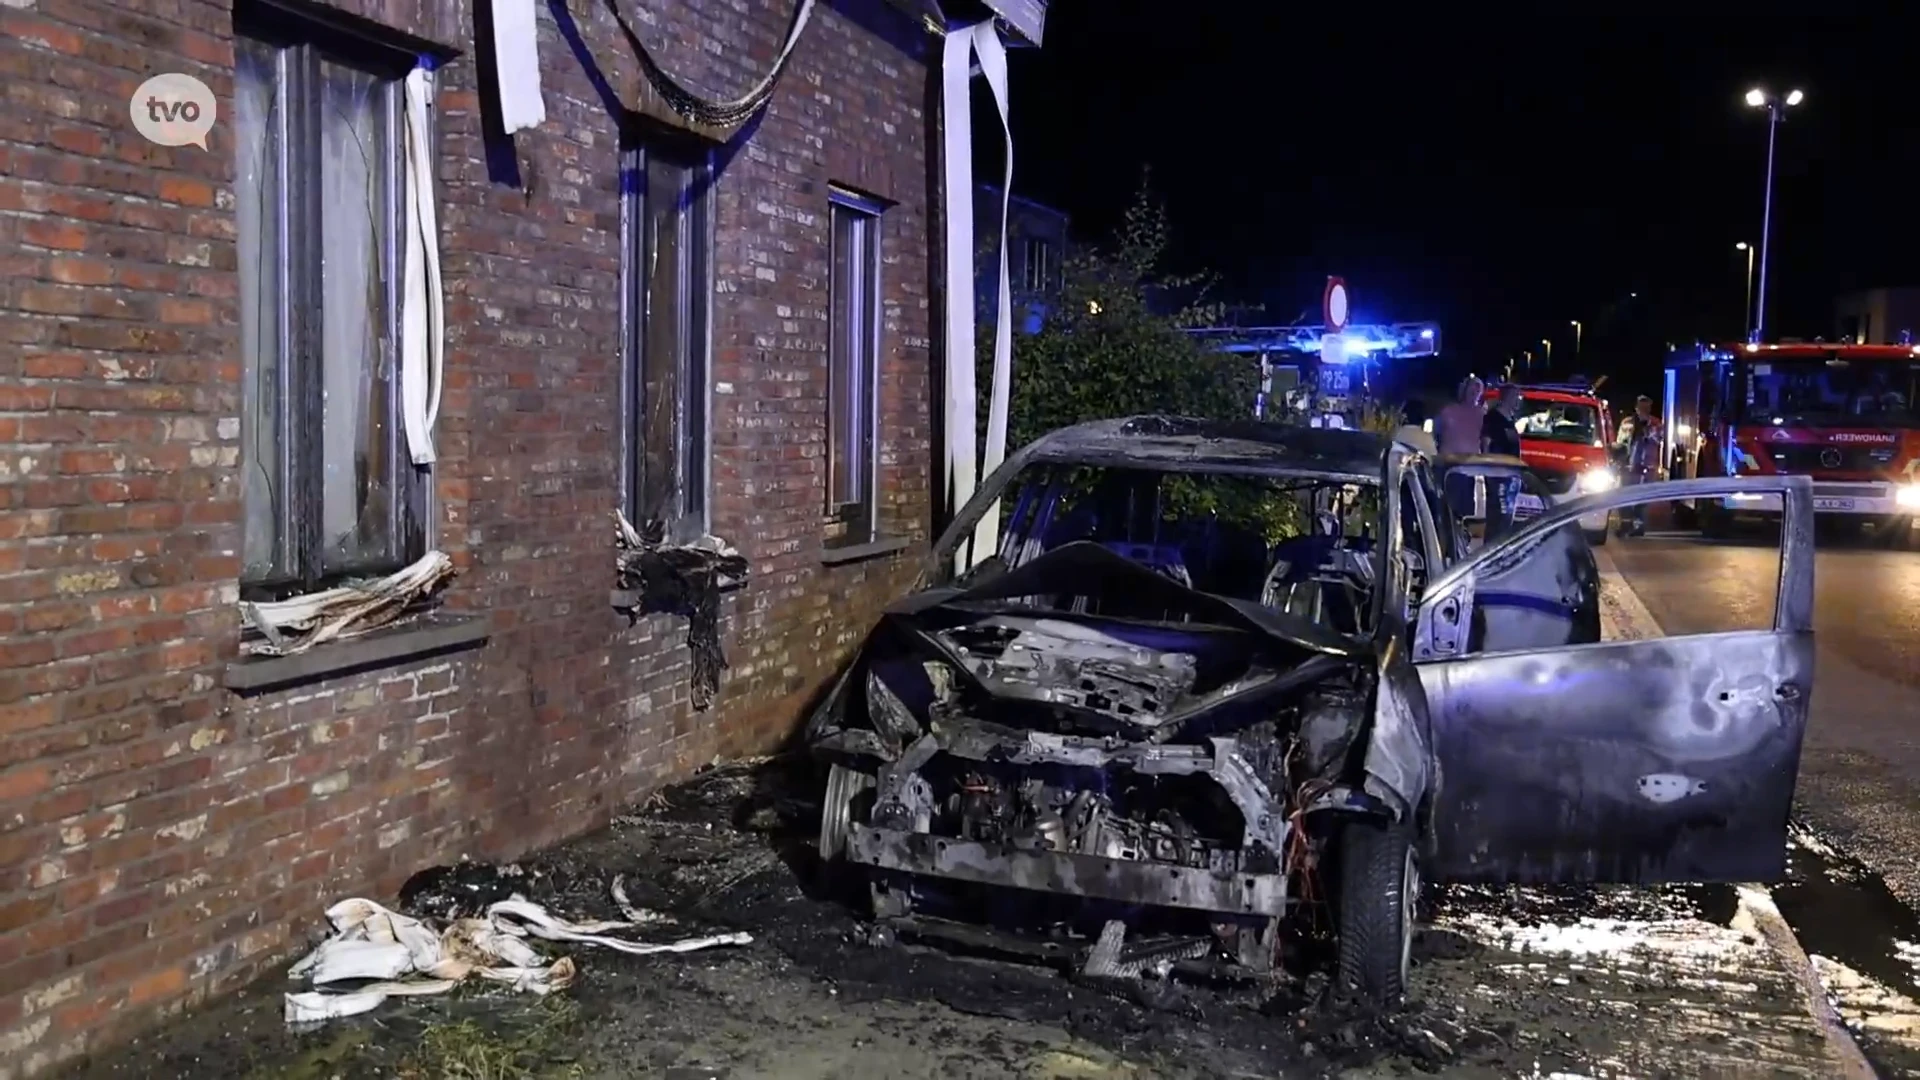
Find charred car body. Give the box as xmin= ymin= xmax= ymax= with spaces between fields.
xmin=808 ymin=416 xmax=1816 ymax=998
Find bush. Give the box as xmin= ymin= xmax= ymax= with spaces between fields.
xmin=996 ymin=182 xmax=1256 ymax=452
xmin=990 ymin=182 xmax=1304 ymax=541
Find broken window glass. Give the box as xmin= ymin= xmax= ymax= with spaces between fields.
xmin=237 ymin=36 xmax=284 ymax=583
xmin=622 ymin=139 xmax=713 ymax=541
xmin=235 ymin=16 xmax=423 ymax=599
xmin=827 ymin=191 xmax=882 ymax=543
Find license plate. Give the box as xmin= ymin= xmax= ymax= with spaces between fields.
xmin=1814 ymin=497 xmax=1856 ymax=511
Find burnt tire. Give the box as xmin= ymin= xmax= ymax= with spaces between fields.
xmin=1336 ymin=819 xmax=1417 ymax=1003
xmin=818 ymin=763 xmax=874 ymax=863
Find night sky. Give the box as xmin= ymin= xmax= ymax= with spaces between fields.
xmin=987 ymin=9 xmax=1918 ymax=400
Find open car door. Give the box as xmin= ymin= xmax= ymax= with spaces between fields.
xmin=1409 ymin=476 xmax=1815 ymax=885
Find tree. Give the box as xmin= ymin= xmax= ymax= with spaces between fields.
xmin=987 ymin=182 xmax=1312 ymax=540
xmin=993 ymin=183 xmax=1254 ymax=452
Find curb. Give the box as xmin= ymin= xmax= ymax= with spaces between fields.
xmin=1594 ymin=547 xmax=1879 ymax=1078
xmin=1736 ymin=885 xmax=1881 ymax=1079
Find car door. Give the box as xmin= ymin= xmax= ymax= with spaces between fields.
xmin=1408 ymin=475 xmax=1815 ymax=885
xmin=1436 ymin=454 xmax=1600 ymax=652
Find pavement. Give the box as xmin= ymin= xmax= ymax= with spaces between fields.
xmin=51 ymin=543 xmax=1919 ymax=1080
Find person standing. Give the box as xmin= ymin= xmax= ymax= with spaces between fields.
xmin=1480 ymin=385 xmax=1524 ymax=538
xmin=1614 ymin=395 xmax=1663 ymax=537
xmin=1394 ymin=399 xmax=1438 ymax=456
xmin=1434 ymin=377 xmax=1488 ymax=523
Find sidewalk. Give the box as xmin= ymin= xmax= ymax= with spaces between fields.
xmin=45 ymin=561 xmax=1874 ymax=1080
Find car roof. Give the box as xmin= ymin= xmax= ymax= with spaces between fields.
xmin=1018 ymin=415 xmax=1395 ymax=483
xmin=1507 ymin=384 xmax=1602 ymax=404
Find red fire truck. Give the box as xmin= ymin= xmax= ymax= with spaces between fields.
xmin=1498 ymin=379 xmax=1620 ymax=543
xmin=1664 ymin=342 xmax=1920 ymax=540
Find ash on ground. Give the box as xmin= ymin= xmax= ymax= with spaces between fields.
xmin=61 ymin=758 xmax=1823 ymax=1080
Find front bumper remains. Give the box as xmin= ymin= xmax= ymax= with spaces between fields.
xmin=847 ymin=825 xmax=1291 ymax=917
xmin=1716 ymin=481 xmax=1914 ymax=518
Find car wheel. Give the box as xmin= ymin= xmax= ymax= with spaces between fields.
xmin=1336 ymin=818 xmax=1417 ymax=1002
xmin=819 ymin=762 xmax=875 ymax=862
xmin=1583 ymin=526 xmax=1608 ymax=547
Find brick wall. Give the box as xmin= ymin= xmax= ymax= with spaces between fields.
xmin=0 ymin=0 xmax=938 ymax=1072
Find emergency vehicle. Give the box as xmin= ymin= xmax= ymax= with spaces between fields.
xmin=1186 ymin=321 xmax=1442 ymax=428
xmin=1495 ymin=379 xmax=1619 ymax=543
xmin=1664 ymin=341 xmax=1920 ymax=538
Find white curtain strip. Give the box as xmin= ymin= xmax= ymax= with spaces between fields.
xmin=940 ymin=24 xmax=979 ymax=572
xmin=400 ymin=67 xmax=444 ymax=465
xmin=491 ymin=0 xmax=547 ymax=134
xmin=941 ymin=20 xmax=1014 ymax=572
xmin=968 ymin=21 xmax=1013 ymax=564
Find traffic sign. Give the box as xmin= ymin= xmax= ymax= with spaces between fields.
xmin=1323 ymin=277 xmax=1349 ymax=332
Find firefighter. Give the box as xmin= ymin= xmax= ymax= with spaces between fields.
xmin=1613 ymin=395 xmax=1662 ymax=537
xmin=1480 ymin=385 xmax=1524 ymax=539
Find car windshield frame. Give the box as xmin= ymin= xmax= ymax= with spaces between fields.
xmin=1735 ymin=357 xmax=1920 ymax=428
xmin=1515 ymin=396 xmax=1604 ymax=446
xmin=934 ymin=456 xmax=1401 ymax=644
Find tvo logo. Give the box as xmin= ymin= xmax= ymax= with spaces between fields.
xmin=130 ymin=73 xmax=216 ymax=150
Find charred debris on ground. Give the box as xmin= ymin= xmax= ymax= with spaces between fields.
xmin=373 ymin=756 xmax=1516 ymax=1077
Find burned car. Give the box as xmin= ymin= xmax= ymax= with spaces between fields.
xmin=808 ymin=416 xmax=1815 ymax=999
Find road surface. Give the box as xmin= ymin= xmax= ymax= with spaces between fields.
xmin=1605 ymin=529 xmax=1920 ymax=899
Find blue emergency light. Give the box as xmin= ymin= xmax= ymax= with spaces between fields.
xmin=1186 ymin=321 xmax=1443 ymax=362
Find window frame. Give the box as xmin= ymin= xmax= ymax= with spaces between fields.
xmin=235 ymin=7 xmax=429 ymax=602
xmin=618 ymin=132 xmax=716 ymax=543
xmin=825 ymin=188 xmax=885 ymax=546
xmin=1022 ymin=236 xmax=1053 ymax=293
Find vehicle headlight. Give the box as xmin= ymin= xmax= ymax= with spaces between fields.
xmin=1577 ymin=467 xmax=1618 ymax=494
xmin=1897 ymin=484 xmax=1920 ymax=509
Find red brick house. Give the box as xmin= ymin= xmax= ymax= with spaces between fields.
xmin=0 ymin=0 xmax=1042 ymax=1069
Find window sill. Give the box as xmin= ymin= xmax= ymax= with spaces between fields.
xmin=820 ymin=534 xmax=914 ymax=566
xmin=223 ymin=613 xmax=492 ymax=694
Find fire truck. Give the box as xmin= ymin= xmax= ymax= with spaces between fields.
xmin=1185 ymin=321 xmax=1442 ymax=427
xmin=1493 ymin=379 xmax=1619 ymax=544
xmin=1664 ymin=341 xmax=1920 ymax=539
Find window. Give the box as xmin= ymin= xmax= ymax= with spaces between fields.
xmin=236 ymin=15 xmax=425 ymax=599
xmin=1516 ymin=397 xmax=1602 ymax=445
xmin=827 ymin=191 xmax=883 ymax=543
xmin=1022 ymin=237 xmax=1053 ymax=293
xmin=620 ymin=138 xmax=714 ymax=539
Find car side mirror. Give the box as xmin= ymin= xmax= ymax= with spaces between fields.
xmin=1412 ymin=576 xmax=1471 ymax=661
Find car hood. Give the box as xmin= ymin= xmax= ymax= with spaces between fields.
xmin=890 ymin=540 xmax=1368 ymax=659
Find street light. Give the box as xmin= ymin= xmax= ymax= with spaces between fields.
xmin=1745 ymin=86 xmax=1805 ymax=343
xmin=1539 ymin=337 xmax=1552 ymax=369
xmin=1570 ymin=320 xmax=1582 ymax=358
xmin=1735 ymin=242 xmax=1756 ymax=338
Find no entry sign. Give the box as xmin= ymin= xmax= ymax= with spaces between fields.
xmin=1323 ymin=277 xmax=1349 ymax=333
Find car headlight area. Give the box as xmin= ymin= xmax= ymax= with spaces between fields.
xmin=1577 ymin=467 xmax=1619 ymax=494
xmin=1897 ymin=483 xmax=1920 ymax=510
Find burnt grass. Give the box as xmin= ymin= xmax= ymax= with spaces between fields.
xmin=69 ymin=757 xmax=1549 ymax=1080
